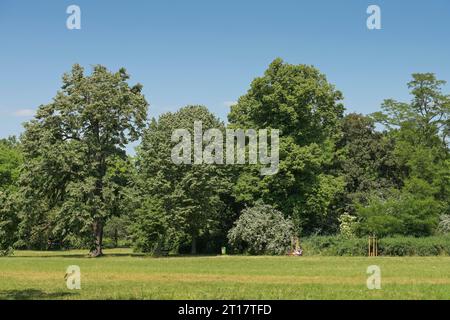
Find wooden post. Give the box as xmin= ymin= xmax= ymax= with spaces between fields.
xmin=368 ymin=235 xmax=378 ymax=257
xmin=375 ymin=236 xmax=378 ymax=256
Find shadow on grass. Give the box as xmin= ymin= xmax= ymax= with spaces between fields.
xmin=0 ymin=289 xmax=78 ymax=300
xmin=11 ymin=252 xmax=146 ymax=259
xmin=16 ymin=254 xmax=89 ymax=258
xmin=8 ymin=250 xmax=221 ymax=259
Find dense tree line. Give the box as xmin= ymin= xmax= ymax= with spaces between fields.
xmin=0 ymin=60 xmax=449 ymax=256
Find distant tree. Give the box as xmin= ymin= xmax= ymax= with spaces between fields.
xmin=356 ymin=189 xmax=442 ymax=237
xmin=373 ymin=73 xmax=449 ymax=147
xmin=136 ymin=106 xmax=231 ymax=254
xmin=372 ymin=73 xmax=450 ymax=216
xmin=104 ymin=216 xmax=131 ymax=248
xmin=18 ymin=64 xmax=147 ymax=256
xmin=129 ymin=196 xmax=180 ymax=254
xmin=228 ymin=58 xmax=344 ymax=145
xmin=334 ymin=114 xmax=400 ymax=214
xmin=372 ymin=74 xmax=449 ymax=200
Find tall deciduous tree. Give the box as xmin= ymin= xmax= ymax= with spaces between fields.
xmin=229 ymin=58 xmax=345 ymax=234
xmin=373 ymin=73 xmax=450 ymax=147
xmin=334 ymin=113 xmax=400 ymax=214
xmin=356 ymin=74 xmax=450 ymax=236
xmin=19 ymin=64 xmax=148 ymax=256
xmin=372 ymin=74 xmax=450 ymax=206
xmin=136 ymin=106 xmax=230 ymax=254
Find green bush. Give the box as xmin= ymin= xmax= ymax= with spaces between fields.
xmin=302 ymin=235 xmax=450 ymax=256
xmin=356 ymin=190 xmax=443 ymax=237
xmin=129 ymin=197 xmax=183 ymax=255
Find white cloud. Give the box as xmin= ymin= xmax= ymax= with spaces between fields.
xmin=12 ymin=109 xmax=35 ymax=117
xmin=224 ymin=101 xmax=237 ymax=107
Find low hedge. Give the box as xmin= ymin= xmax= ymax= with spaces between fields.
xmin=301 ymin=235 xmax=450 ymax=256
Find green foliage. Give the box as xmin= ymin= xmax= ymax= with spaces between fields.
xmin=379 ymin=237 xmax=450 ymax=256
xmin=129 ymin=197 xmax=182 ymax=254
xmin=228 ymin=58 xmax=344 ymax=144
xmin=360 ymin=73 xmax=450 ymax=238
xmin=302 ymin=235 xmax=450 ymax=256
xmin=438 ymin=215 xmax=450 ymax=234
xmin=17 ymin=64 xmax=147 ymax=256
xmin=0 ymin=137 xmax=22 ymax=192
xmin=228 ymin=58 xmax=345 ymax=234
xmin=334 ymin=114 xmax=400 ymax=215
xmin=338 ymin=213 xmax=358 ymax=239
xmin=356 ymin=189 xmax=442 ymax=237
xmin=103 ymin=216 xmax=131 ymax=248
xmin=373 ymin=73 xmax=449 ymax=146
xmin=0 ymin=137 xmax=22 ymax=253
xmin=301 ymin=235 xmax=368 ymax=256
xmin=228 ymin=203 xmax=295 ymax=255
xmin=136 ymin=105 xmax=232 ymax=254
xmin=2 ymin=62 xmax=450 ymax=255
xmin=0 ymin=192 xmax=20 ymax=255
xmin=372 ymin=74 xmax=449 ymax=199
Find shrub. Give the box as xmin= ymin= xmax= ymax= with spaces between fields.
xmin=356 ymin=191 xmax=442 ymax=237
xmin=301 ymin=235 xmax=450 ymax=256
xmin=301 ymin=235 xmax=367 ymax=256
xmin=129 ymin=198 xmax=182 ymax=255
xmin=228 ymin=203 xmax=294 ymax=255
xmin=438 ymin=215 xmax=450 ymax=234
xmin=338 ymin=213 xmax=358 ymax=239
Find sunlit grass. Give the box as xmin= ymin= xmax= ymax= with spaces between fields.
xmin=1 ymin=249 xmax=449 ymax=299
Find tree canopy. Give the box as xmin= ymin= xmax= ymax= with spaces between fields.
xmin=1 ymin=61 xmax=449 ymax=256
xmin=229 ymin=58 xmax=345 ymax=234
xmin=135 ymin=105 xmax=232 ymax=254
xmin=17 ymin=64 xmax=148 ymax=256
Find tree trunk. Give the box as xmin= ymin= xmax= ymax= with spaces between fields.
xmin=90 ymin=220 xmax=104 ymax=257
xmin=91 ymin=123 xmax=106 ymax=258
xmin=113 ymin=228 xmax=118 ymax=248
xmin=191 ymin=236 xmax=197 ymax=255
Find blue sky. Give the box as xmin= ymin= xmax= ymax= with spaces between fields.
xmin=1 ymin=0 xmax=450 ymax=148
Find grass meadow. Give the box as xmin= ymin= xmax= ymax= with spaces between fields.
xmin=1 ymin=249 xmax=449 ymax=300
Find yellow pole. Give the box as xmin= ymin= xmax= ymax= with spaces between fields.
xmin=368 ymin=235 xmax=378 ymax=257
xmin=375 ymin=236 xmax=378 ymax=257
xmin=374 ymin=236 xmax=376 ymax=257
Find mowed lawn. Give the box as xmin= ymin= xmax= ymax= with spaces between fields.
xmin=1 ymin=249 xmax=449 ymax=300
